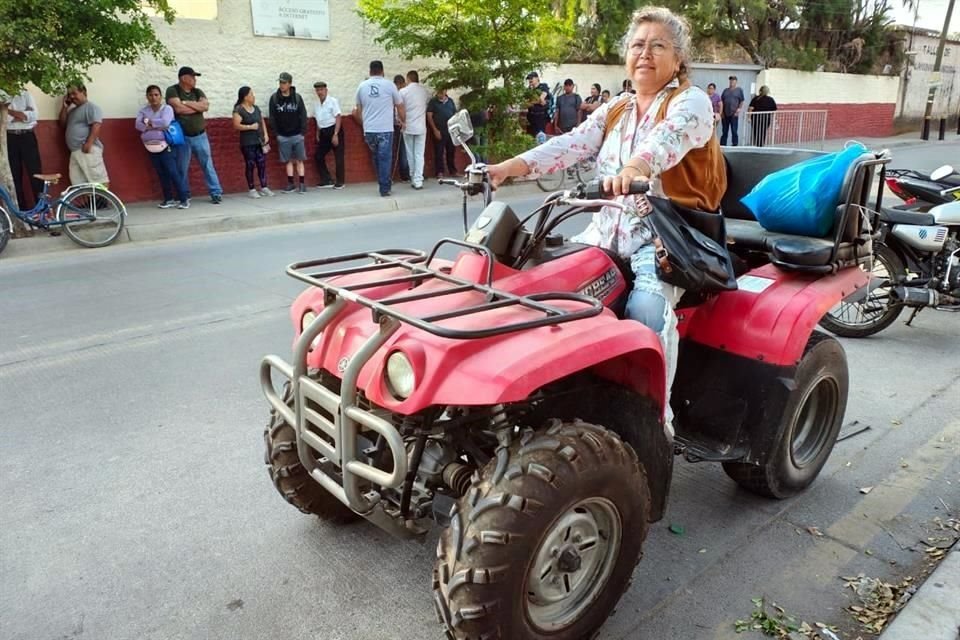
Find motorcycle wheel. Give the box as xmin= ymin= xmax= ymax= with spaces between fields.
xmin=819 ymin=243 xmax=905 ymax=338
xmin=433 ymin=420 xmax=649 ymax=639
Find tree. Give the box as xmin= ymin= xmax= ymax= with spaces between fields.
xmin=0 ymin=0 xmax=175 ymax=236
xmin=554 ymin=0 xmax=637 ymax=64
xmin=358 ymin=0 xmax=570 ymax=159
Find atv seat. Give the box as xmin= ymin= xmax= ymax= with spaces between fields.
xmin=720 ymin=147 xmax=887 ymax=273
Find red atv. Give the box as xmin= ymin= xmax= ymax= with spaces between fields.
xmin=260 ymin=112 xmax=888 ymax=639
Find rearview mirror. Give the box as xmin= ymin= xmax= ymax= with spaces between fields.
xmin=930 ymin=165 xmax=955 ymax=181
xmin=446 ymin=109 xmax=474 ymax=147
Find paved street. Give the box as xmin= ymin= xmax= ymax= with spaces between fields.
xmin=1 ymin=140 xmax=958 ymax=640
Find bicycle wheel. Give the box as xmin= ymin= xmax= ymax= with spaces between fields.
xmin=536 ymin=168 xmax=566 ymax=192
xmin=57 ymin=186 xmax=125 ymax=248
xmin=0 ymin=205 xmax=11 ymax=255
xmin=575 ymin=158 xmax=598 ymax=185
xmin=819 ymin=243 xmax=905 ymax=338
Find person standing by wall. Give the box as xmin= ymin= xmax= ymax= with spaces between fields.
xmin=166 ymin=66 xmax=223 ymax=204
xmin=233 ymin=86 xmax=273 ymax=198
xmin=524 ymin=72 xmax=550 ymax=138
xmin=554 ymin=79 xmax=583 ymax=133
xmin=136 ymin=84 xmax=189 ymax=208
xmin=580 ymin=83 xmax=603 ymax=118
xmin=58 ymin=83 xmax=109 ymax=189
xmin=427 ymin=88 xmax=457 ymax=179
xmin=601 ymin=89 xmax=611 ymax=103
xmin=720 ymin=75 xmax=745 ymax=146
xmin=312 ymin=81 xmax=344 ymax=190
xmin=4 ymin=89 xmax=43 ymax=210
xmin=353 ymin=60 xmax=404 ymax=197
xmin=399 ymin=70 xmax=430 ymax=190
xmin=269 ymin=72 xmax=308 ymax=194
xmin=392 ymin=74 xmax=411 ymax=183
xmin=706 ymin=82 xmax=721 ymax=124
xmin=748 ymin=85 xmax=777 ymax=147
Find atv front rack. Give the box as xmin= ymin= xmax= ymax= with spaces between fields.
xmin=284 ymin=240 xmax=605 ymax=339
xmin=260 ymin=241 xmax=605 ymax=536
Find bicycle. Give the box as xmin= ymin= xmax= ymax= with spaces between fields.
xmin=0 ymin=173 xmax=126 ymax=255
xmin=536 ymin=156 xmax=598 ymax=192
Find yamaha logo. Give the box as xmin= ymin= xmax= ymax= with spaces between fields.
xmin=337 ymin=357 xmax=350 ymax=373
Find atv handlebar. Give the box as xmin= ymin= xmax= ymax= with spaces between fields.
xmin=584 ymin=179 xmax=650 ymax=199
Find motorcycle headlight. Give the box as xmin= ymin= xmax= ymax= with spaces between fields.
xmin=385 ymin=351 xmax=416 ymax=400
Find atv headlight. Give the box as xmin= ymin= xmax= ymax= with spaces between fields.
xmin=385 ymin=351 xmax=416 ymax=400
xmin=301 ymin=311 xmax=318 ymax=332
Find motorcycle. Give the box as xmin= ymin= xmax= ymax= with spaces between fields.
xmin=819 ymin=196 xmax=960 ymax=337
xmin=885 ymin=164 xmax=960 ymax=211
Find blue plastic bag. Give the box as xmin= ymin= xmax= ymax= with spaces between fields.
xmin=740 ymin=143 xmax=867 ymax=237
xmin=164 ymin=121 xmax=185 ymax=146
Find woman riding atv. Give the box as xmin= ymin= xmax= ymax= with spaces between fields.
xmin=487 ymin=5 xmax=727 ymax=417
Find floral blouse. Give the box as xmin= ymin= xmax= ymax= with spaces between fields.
xmin=518 ymin=79 xmax=715 ymax=258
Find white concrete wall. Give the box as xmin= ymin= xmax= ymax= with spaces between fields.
xmin=26 ymin=0 xmax=433 ymax=120
xmin=899 ymin=32 xmax=960 ymax=119
xmin=756 ymin=68 xmax=901 ymax=104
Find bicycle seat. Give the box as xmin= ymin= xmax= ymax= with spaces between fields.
xmin=34 ymin=173 xmax=62 ymax=184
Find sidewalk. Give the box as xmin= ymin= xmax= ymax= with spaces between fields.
xmin=821 ymin=130 xmax=959 ymax=151
xmin=879 ymin=547 xmax=959 ymax=640
xmin=1 ymin=179 xmax=543 ymax=260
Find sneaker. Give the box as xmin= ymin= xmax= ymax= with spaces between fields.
xmin=333 ymin=184 xmax=344 ymax=190
xmin=380 ymin=191 xmax=392 ymax=197
xmin=412 ymin=184 xmax=423 ymax=190
xmin=259 ymin=187 xmax=275 ymax=197
xmin=178 ymin=201 xmax=190 ymax=209
xmin=437 ymin=172 xmax=445 ymax=180
xmin=248 ymin=189 xmax=261 ymax=199
xmin=281 ymin=184 xmax=297 ymax=194
xmin=317 ymin=182 xmax=334 ymax=189
xmin=298 ymin=183 xmax=307 ymax=194
xmin=211 ymin=195 xmax=222 ymax=204
xmin=158 ymin=200 xmax=176 ymax=209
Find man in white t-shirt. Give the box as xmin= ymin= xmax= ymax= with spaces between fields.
xmin=313 ymin=81 xmax=344 ymax=189
xmin=399 ymin=70 xmax=431 ymax=190
xmin=353 ymin=60 xmax=404 ymax=197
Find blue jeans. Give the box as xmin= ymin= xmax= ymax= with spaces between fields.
xmin=364 ymin=131 xmax=393 ymax=195
xmin=148 ymin=147 xmax=189 ymax=203
xmin=176 ymin=131 xmax=222 ymax=198
xmin=720 ymin=115 xmax=739 ymax=146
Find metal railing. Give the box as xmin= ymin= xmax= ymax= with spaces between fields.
xmin=742 ymin=110 xmax=828 ymax=149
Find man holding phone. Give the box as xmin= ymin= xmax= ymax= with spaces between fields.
xmin=58 ymin=83 xmax=110 ymax=189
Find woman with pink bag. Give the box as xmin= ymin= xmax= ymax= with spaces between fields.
xmin=135 ymin=85 xmax=190 ymax=209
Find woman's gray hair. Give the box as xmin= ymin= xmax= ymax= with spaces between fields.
xmin=621 ymin=6 xmax=692 ymax=78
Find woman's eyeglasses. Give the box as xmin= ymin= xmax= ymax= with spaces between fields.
xmin=629 ymin=40 xmax=672 ymax=56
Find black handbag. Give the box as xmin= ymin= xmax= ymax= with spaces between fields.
xmin=644 ymin=196 xmax=738 ymax=294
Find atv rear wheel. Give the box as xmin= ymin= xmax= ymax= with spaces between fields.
xmin=723 ymin=331 xmax=848 ymax=499
xmin=263 ymin=382 xmax=358 ymax=523
xmin=433 ymin=420 xmax=650 ymax=639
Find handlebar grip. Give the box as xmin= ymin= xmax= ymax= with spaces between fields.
xmin=584 ymin=178 xmax=650 ymax=199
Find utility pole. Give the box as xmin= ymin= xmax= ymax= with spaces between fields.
xmin=921 ymin=0 xmax=957 ymax=139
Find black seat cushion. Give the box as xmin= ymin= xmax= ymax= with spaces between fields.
xmin=879 ymin=207 xmax=935 ymax=226
xmin=770 ymin=237 xmax=835 ymax=266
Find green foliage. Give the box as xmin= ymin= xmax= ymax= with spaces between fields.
xmin=555 ymin=0 xmax=637 ymax=64
xmin=358 ymin=0 xmax=571 ymax=159
xmin=0 ymin=0 xmax=175 ymax=97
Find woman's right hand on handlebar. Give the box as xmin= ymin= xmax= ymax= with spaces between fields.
xmin=486 ymin=158 xmax=530 ymax=190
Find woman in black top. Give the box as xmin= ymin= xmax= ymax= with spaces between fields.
xmin=748 ymin=86 xmax=777 ymax=147
xmin=232 ymin=86 xmax=274 ymax=197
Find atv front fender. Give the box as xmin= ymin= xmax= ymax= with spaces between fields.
xmin=680 ymin=264 xmax=868 ymax=366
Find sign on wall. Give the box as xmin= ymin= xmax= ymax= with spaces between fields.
xmin=250 ymin=0 xmax=330 ymax=41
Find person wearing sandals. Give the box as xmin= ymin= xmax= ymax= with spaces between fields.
xmin=135 ymin=85 xmax=189 ymax=209
xmin=233 ymin=87 xmax=274 ymax=198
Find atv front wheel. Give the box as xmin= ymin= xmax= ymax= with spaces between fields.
xmin=263 ymin=382 xmax=358 ymax=523
xmin=723 ymin=331 xmax=848 ymax=498
xmin=433 ymin=420 xmax=650 ymax=639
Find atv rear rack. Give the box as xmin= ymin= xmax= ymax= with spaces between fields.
xmin=284 ymin=239 xmax=605 ymax=340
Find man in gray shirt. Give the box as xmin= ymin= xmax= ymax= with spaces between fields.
xmin=554 ymin=79 xmax=582 ymax=133
xmin=720 ymin=75 xmax=745 ymax=146
xmin=58 ymin=83 xmax=110 ymax=188
xmin=353 ymin=60 xmax=405 ymax=197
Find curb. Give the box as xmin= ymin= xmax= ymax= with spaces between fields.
xmin=879 ymin=547 xmax=960 ymax=640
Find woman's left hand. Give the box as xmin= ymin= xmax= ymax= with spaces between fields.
xmin=602 ymin=164 xmax=650 ymax=197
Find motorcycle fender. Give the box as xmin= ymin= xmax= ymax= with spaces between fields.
xmin=681 ymin=264 xmax=868 ymax=366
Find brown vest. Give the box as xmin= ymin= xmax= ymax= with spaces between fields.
xmin=604 ymin=81 xmax=727 ymax=212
